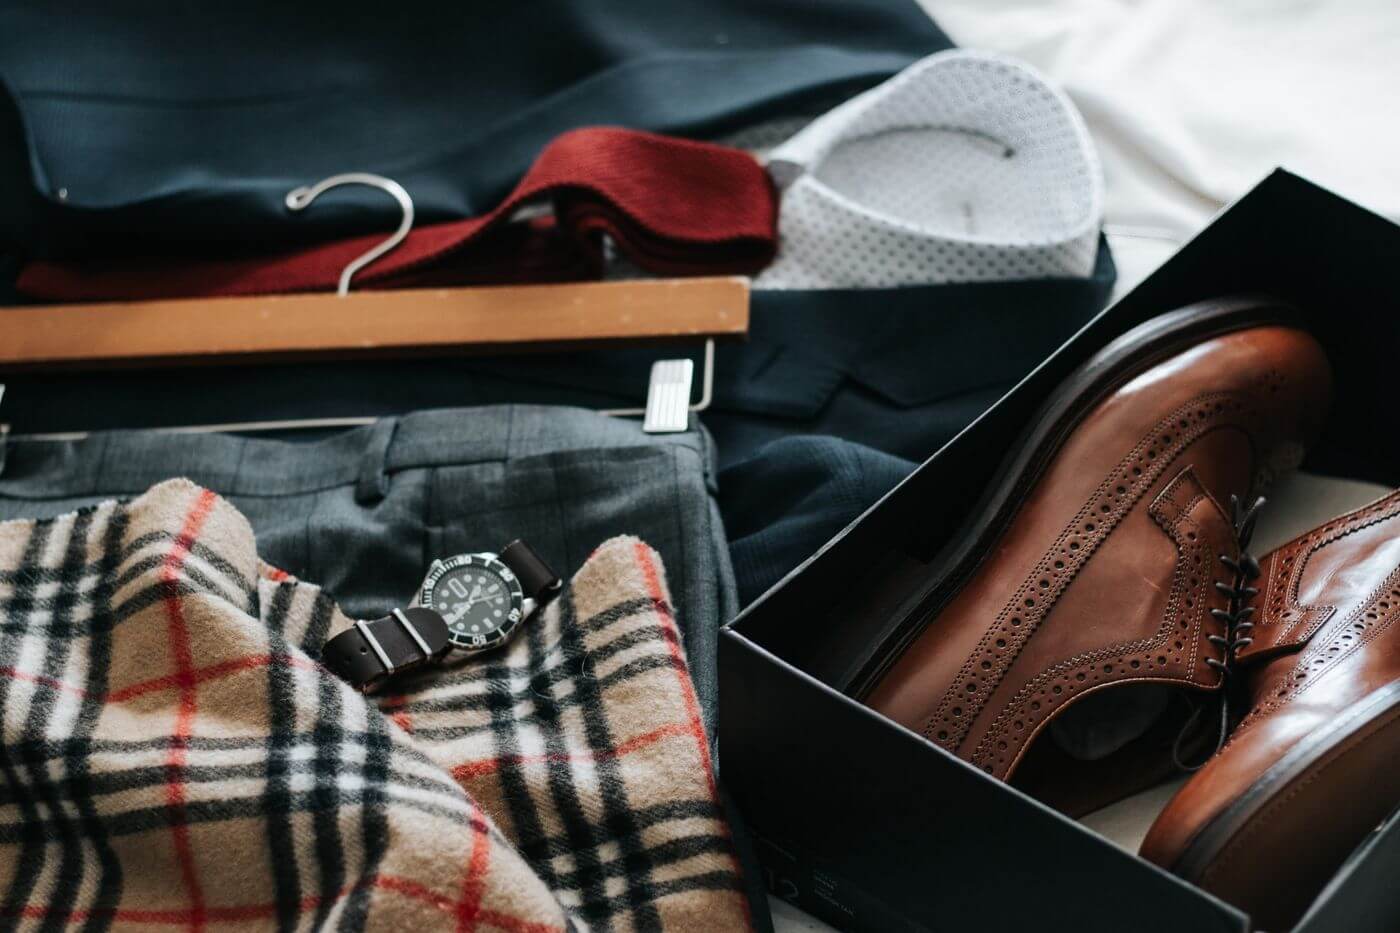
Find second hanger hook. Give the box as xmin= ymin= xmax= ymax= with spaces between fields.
xmin=285 ymin=173 xmax=415 ymax=296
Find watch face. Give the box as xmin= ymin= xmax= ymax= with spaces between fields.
xmin=421 ymin=554 xmax=524 ymax=652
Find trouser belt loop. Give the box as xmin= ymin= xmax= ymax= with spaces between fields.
xmin=354 ymin=417 xmax=400 ymax=505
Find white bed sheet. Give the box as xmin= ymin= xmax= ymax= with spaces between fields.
xmin=922 ymin=0 xmax=1400 ymax=294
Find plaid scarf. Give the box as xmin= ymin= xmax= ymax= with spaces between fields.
xmin=0 ymin=479 xmax=749 ymax=931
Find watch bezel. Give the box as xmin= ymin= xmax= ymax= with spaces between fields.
xmin=420 ymin=552 xmax=525 ymax=653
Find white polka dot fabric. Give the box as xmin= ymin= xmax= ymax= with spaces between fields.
xmin=754 ymin=49 xmax=1104 ymax=290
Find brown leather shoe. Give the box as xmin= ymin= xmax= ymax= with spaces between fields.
xmin=1141 ymin=490 xmax=1400 ymax=931
xmin=858 ymin=297 xmax=1332 ymax=810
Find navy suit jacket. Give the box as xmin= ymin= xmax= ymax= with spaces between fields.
xmin=0 ymin=0 xmax=947 ymax=259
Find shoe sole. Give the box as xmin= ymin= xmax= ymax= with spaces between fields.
xmin=843 ymin=295 xmax=1300 ymax=699
xmin=1170 ymin=681 xmax=1400 ymax=914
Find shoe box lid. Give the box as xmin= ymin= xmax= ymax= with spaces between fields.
xmin=720 ymin=169 xmax=1400 ymax=933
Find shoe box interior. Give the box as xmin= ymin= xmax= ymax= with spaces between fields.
xmin=719 ymin=170 xmax=1400 ymax=933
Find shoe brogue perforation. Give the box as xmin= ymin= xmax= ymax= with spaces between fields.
xmin=1233 ymin=565 xmax=1400 ymax=743
xmin=1143 ymin=487 xmax=1400 ymax=932
xmin=920 ymin=391 xmax=1253 ymax=760
xmin=1245 ymin=494 xmax=1400 ymax=661
xmin=868 ymin=316 xmax=1332 ymax=823
xmin=969 ymin=474 xmax=1236 ymax=774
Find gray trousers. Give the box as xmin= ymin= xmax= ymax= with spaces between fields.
xmin=0 ymin=403 xmax=776 ymax=927
xmin=0 ymin=405 xmax=737 ymax=731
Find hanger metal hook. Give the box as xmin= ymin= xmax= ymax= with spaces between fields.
xmin=285 ymin=173 xmax=414 ymax=296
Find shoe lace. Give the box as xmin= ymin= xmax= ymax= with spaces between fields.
xmin=1173 ymin=494 xmax=1264 ymax=770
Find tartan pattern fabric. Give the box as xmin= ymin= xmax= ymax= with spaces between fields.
xmin=0 ymin=479 xmax=749 ymax=931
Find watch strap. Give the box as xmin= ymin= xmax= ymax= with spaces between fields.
xmin=323 ymin=607 xmax=451 ymax=692
xmin=499 ymin=540 xmax=562 ymax=604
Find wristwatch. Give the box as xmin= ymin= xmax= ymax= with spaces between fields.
xmin=323 ymin=540 xmax=561 ymax=692
xmin=419 ymin=540 xmax=561 ymax=652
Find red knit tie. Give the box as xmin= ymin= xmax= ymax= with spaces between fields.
xmin=18 ymin=127 xmax=778 ymax=302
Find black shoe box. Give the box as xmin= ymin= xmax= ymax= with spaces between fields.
xmin=719 ymin=170 xmax=1400 ymax=933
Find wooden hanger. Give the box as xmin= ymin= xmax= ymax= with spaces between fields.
xmin=0 ymin=173 xmax=747 ymax=440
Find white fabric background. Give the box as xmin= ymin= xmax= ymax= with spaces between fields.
xmin=920 ymin=0 xmax=1400 ymax=294
xmin=770 ymin=3 xmax=1400 ymax=929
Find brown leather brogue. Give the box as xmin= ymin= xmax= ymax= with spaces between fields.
xmin=1141 ymin=489 xmax=1400 ymax=931
xmin=858 ymin=298 xmax=1332 ymax=810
